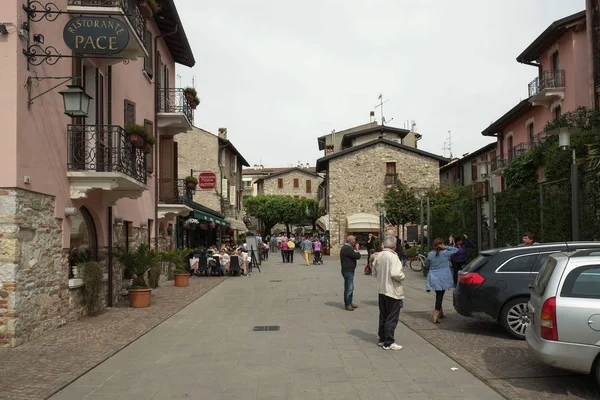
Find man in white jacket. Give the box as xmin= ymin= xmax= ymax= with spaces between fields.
xmin=373 ymin=235 xmax=405 ymax=350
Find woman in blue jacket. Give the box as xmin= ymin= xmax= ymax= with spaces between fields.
xmin=426 ymin=237 xmax=458 ymax=324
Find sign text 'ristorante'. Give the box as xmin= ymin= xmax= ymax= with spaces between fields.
xmin=63 ymin=17 xmax=130 ymax=55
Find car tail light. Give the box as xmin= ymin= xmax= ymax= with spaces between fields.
xmin=457 ymin=272 xmax=485 ymax=285
xmin=540 ymin=297 xmax=558 ymax=341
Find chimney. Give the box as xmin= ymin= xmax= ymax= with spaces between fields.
xmin=218 ymin=127 xmax=227 ymax=139
xmin=369 ymin=111 xmax=375 ymax=123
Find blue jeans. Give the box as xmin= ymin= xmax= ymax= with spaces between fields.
xmin=342 ymin=270 xmax=355 ymax=307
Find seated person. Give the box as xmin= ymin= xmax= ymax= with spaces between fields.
xmin=219 ymin=249 xmax=230 ymax=272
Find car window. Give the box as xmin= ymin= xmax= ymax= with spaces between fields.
xmin=533 ymin=257 xmax=557 ymax=297
xmin=463 ymin=254 xmax=491 ymax=273
xmin=498 ymin=254 xmax=539 ymax=273
xmin=560 ymin=265 xmax=600 ymax=299
xmin=532 ymin=253 xmax=553 ymax=272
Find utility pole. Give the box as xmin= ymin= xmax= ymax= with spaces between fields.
xmin=374 ymin=94 xmax=393 ymax=126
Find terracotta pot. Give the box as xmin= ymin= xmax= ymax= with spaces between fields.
xmin=186 ymin=182 xmax=197 ymax=190
xmin=185 ymin=93 xmax=194 ymax=103
xmin=128 ymin=288 xmax=152 ymax=308
xmin=129 ymin=133 xmax=144 ymax=148
xmin=138 ymin=1 xmax=153 ymax=18
xmin=174 ymin=274 xmax=190 ymax=287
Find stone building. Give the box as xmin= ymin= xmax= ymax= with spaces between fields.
xmin=255 ymin=167 xmax=323 ymax=200
xmin=0 ymin=0 xmax=194 ymax=346
xmin=175 ymin=127 xmax=249 ymax=243
xmin=316 ymin=125 xmax=448 ymax=255
xmin=242 ymin=165 xmax=316 ymax=197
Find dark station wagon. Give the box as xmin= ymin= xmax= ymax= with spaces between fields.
xmin=453 ymin=242 xmax=600 ymax=339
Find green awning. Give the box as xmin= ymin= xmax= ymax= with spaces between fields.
xmin=192 ymin=210 xmax=230 ymax=227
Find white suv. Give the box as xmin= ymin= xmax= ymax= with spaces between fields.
xmin=526 ymin=250 xmax=600 ymax=386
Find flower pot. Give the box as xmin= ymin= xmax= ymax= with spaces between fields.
xmin=138 ymin=1 xmax=153 ymax=18
xmin=129 ymin=133 xmax=144 ymax=148
xmin=186 ymin=182 xmax=197 ymax=190
xmin=185 ymin=93 xmax=194 ymax=103
xmin=174 ymin=274 xmax=190 ymax=287
xmin=128 ymin=288 xmax=152 ymax=308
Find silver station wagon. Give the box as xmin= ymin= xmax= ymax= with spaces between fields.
xmin=526 ymin=250 xmax=600 ymax=386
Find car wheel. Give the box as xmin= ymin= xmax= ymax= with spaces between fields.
xmin=594 ymin=356 xmax=600 ymax=389
xmin=500 ymin=297 xmax=530 ymax=340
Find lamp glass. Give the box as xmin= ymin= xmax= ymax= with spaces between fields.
xmin=558 ymin=130 xmax=571 ymax=148
xmin=479 ymin=163 xmax=488 ymax=177
xmin=59 ymin=85 xmax=92 ymax=118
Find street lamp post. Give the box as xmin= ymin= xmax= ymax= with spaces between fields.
xmin=554 ymin=127 xmax=582 ymax=241
xmin=414 ymin=188 xmax=427 ymax=255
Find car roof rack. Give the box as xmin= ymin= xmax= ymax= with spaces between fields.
xmin=566 ymin=249 xmax=600 ymax=258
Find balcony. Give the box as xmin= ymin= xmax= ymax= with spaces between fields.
xmin=66 ymin=0 xmax=148 ymax=62
xmin=384 ymin=173 xmax=398 ymax=187
xmin=507 ymin=142 xmax=530 ymax=162
xmin=156 ymin=87 xmax=194 ymax=135
xmin=157 ymin=179 xmax=193 ymax=219
xmin=67 ymin=124 xmax=149 ymax=205
xmin=528 ymin=70 xmax=565 ymax=107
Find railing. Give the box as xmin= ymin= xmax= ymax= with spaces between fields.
xmin=384 ymin=173 xmax=398 ymax=186
xmin=156 ymin=87 xmax=194 ymax=125
xmin=67 ymin=124 xmax=147 ymax=184
xmin=528 ymin=70 xmax=565 ymax=97
xmin=67 ymin=0 xmax=146 ymax=47
xmin=507 ymin=142 xmax=530 ymax=162
xmin=158 ymin=179 xmax=193 ymax=206
xmin=492 ymin=158 xmax=506 ymax=171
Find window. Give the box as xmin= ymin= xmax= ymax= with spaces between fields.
xmin=498 ymin=254 xmax=539 ymax=273
xmin=554 ymin=106 xmax=562 ymax=121
xmin=560 ymin=265 xmax=600 ymax=299
xmin=532 ymin=252 xmax=553 ymax=272
xmin=244 ymin=180 xmax=252 ymax=187
xmin=386 ymin=162 xmax=396 ymax=174
xmin=306 ymin=180 xmax=311 ymax=193
xmin=533 ymin=257 xmax=557 ymax=296
xmin=293 ymin=178 xmax=299 ymax=188
xmin=143 ymin=30 xmax=153 ymax=78
xmin=124 ymin=100 xmax=135 ymax=126
xmin=471 ymin=159 xmax=477 ymax=181
xmin=278 ymin=178 xmax=283 ymax=188
xmin=490 ymin=150 xmax=497 ymax=171
xmin=294 ymin=195 xmax=299 ymax=199
xmin=528 ymin=123 xmax=534 ymax=146
xmin=144 ymin=119 xmax=153 ymax=173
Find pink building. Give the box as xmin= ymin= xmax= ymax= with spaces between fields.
xmin=0 ymin=0 xmax=195 ymax=347
xmin=482 ymin=10 xmax=590 ymax=189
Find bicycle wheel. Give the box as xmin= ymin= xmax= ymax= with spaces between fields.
xmin=409 ymin=258 xmax=423 ymax=272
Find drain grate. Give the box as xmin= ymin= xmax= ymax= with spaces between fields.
xmin=270 ymin=280 xmax=282 ymax=282
xmin=252 ymin=325 xmax=281 ymax=332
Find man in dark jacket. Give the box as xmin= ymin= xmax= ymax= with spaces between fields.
xmin=340 ymin=235 xmax=362 ymax=311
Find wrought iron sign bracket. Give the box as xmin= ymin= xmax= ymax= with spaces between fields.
xmin=23 ymin=1 xmax=133 ymax=22
xmin=26 ymin=75 xmax=81 ymax=108
xmin=23 ymin=44 xmax=131 ymax=66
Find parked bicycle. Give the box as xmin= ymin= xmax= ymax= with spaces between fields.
xmin=410 ymin=253 xmax=427 ymax=272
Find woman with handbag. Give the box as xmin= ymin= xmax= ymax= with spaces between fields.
xmin=425 ymin=237 xmax=458 ymax=324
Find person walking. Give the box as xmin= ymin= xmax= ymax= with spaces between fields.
xmin=449 ymin=235 xmax=471 ymax=287
xmin=373 ymin=235 xmax=405 ymax=350
xmin=302 ymin=235 xmax=312 ymax=266
xmin=280 ymin=239 xmax=289 ymax=263
xmin=366 ymin=233 xmax=377 ymax=266
xmin=340 ymin=235 xmax=361 ymax=311
xmin=426 ymin=237 xmax=458 ymax=324
xmin=313 ymin=238 xmax=322 ymax=265
xmin=287 ymin=238 xmax=295 ymax=263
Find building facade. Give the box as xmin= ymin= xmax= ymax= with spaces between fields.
xmin=242 ymin=166 xmax=316 ymax=197
xmin=316 ymin=127 xmax=447 ymax=254
xmin=255 ymin=168 xmax=322 ymax=200
xmin=0 ymin=0 xmax=194 ymax=347
xmin=176 ymin=127 xmax=249 ymax=240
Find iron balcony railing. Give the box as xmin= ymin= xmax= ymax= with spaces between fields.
xmin=158 ymin=178 xmax=193 ymax=206
xmin=507 ymin=142 xmax=530 ymax=163
xmin=156 ymin=87 xmax=194 ymax=125
xmin=528 ymin=70 xmax=565 ymax=98
xmin=67 ymin=124 xmax=147 ymax=184
xmin=67 ymin=0 xmax=146 ymax=47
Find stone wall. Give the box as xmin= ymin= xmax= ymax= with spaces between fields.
xmin=176 ymin=128 xmax=221 ymax=212
xmin=327 ymin=143 xmax=440 ymax=254
xmin=260 ymin=170 xmax=323 ymax=200
xmin=0 ymin=188 xmax=77 ymax=347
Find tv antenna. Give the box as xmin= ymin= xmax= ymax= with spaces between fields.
xmin=177 ymin=74 xmax=182 ymax=88
xmin=374 ymin=94 xmax=393 ymax=125
xmin=442 ymin=130 xmax=453 ymax=158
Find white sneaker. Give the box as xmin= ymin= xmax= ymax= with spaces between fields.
xmin=377 ymin=342 xmax=384 ymax=347
xmin=383 ymin=343 xmax=403 ymax=351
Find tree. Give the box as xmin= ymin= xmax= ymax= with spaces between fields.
xmin=244 ymin=195 xmax=280 ymax=235
xmin=383 ymin=181 xmax=420 ymax=237
xmin=300 ymin=198 xmax=320 ymax=231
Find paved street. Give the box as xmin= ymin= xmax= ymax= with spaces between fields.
xmin=51 ymin=253 xmax=503 ymax=400
xmin=398 ymin=266 xmax=600 ymax=400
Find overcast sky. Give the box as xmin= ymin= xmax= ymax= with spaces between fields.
xmin=176 ymin=0 xmax=583 ymax=167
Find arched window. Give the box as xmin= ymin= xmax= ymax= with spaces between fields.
xmin=69 ymin=206 xmax=98 ymax=278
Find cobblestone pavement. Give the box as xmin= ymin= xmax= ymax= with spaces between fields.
xmin=50 ymin=255 xmax=503 ymax=400
xmin=0 ymin=276 xmax=226 ymax=400
xmin=398 ymin=265 xmax=600 ymax=400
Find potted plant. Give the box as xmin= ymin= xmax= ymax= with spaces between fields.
xmin=125 ymin=124 xmax=146 ymax=149
xmin=115 ymin=243 xmax=158 ymax=308
xmin=68 ymin=245 xmax=93 ymax=278
xmin=184 ymin=175 xmax=198 ymax=189
xmin=138 ymin=0 xmax=160 ymax=18
xmin=183 ymin=87 xmax=200 ymax=109
xmin=78 ymin=261 xmax=104 ymax=314
xmin=160 ymin=248 xmax=193 ymax=287
xmin=183 ymin=217 xmax=200 ymax=230
xmin=144 ymin=133 xmax=156 ymax=154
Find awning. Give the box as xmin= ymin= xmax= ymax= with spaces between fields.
xmin=316 ymin=215 xmax=330 ymax=231
xmin=193 ymin=210 xmax=230 ymax=227
xmin=226 ymin=217 xmax=247 ymax=232
xmin=347 ymin=213 xmax=380 ymax=232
